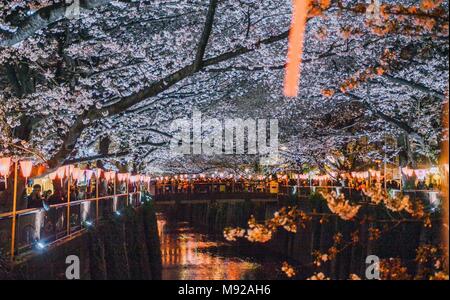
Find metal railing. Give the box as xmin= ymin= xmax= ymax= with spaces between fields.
xmin=154 ymin=184 xmax=443 ymax=208
xmin=154 ymin=192 xmax=277 ymax=202
xmin=0 ymin=191 xmax=143 ymax=260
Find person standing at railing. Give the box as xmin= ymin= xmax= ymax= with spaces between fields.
xmin=27 ymin=184 xmax=44 ymax=209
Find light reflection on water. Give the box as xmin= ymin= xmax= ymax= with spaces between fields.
xmin=157 ymin=213 xmax=282 ymax=280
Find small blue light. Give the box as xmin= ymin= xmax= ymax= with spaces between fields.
xmin=84 ymin=221 xmax=93 ymax=227
xmin=115 ymin=211 xmax=121 ymax=216
xmin=36 ymin=241 xmax=46 ymax=250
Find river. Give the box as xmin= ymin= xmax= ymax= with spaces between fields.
xmin=157 ymin=212 xmax=290 ymax=280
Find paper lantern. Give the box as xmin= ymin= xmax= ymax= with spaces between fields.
xmin=56 ymin=166 xmax=66 ymax=185
xmin=49 ymin=172 xmax=57 ymax=181
xmin=118 ymin=173 xmax=129 ymax=182
xmin=85 ymin=170 xmax=94 ymax=181
xmin=369 ymin=170 xmax=381 ymax=178
xmin=104 ymin=171 xmax=113 ymax=181
xmin=401 ymin=167 xmax=414 ymax=177
xmin=415 ymin=169 xmax=427 ymax=181
xmin=96 ymin=168 xmax=102 ymax=178
xmin=72 ymin=168 xmax=84 ymax=181
xmin=56 ymin=167 xmax=66 ymax=179
xmin=0 ymin=157 xmax=12 ymax=189
xmin=106 ymin=171 xmax=116 ymax=182
xmin=65 ymin=165 xmax=74 ymax=177
xmin=20 ymin=160 xmax=33 ymax=186
xmin=48 ymin=171 xmax=58 ymax=181
xmin=284 ymin=0 xmax=308 ymax=97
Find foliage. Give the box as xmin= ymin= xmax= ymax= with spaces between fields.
xmin=0 ymin=0 xmax=447 ymax=173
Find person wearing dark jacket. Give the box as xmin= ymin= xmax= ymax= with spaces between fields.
xmin=27 ymin=184 xmax=43 ymax=209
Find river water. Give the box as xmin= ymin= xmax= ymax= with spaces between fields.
xmin=157 ymin=212 xmax=289 ymax=280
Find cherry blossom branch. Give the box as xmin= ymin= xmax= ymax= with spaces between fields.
xmin=0 ymin=0 xmax=115 ymax=47
xmin=46 ymin=29 xmax=290 ymax=168
xmin=193 ymin=0 xmax=218 ymax=72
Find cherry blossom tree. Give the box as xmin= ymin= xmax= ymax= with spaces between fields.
xmin=0 ymin=0 xmax=448 ymax=174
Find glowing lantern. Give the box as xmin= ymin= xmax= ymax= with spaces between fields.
xmin=118 ymin=173 xmax=129 ymax=182
xmin=49 ymin=172 xmax=57 ymax=181
xmin=20 ymin=160 xmax=33 ymax=186
xmin=109 ymin=171 xmax=116 ymax=182
xmin=56 ymin=166 xmax=66 ymax=185
xmin=56 ymin=167 xmax=65 ymax=179
xmin=401 ymin=167 xmax=414 ymax=177
xmin=369 ymin=170 xmax=381 ymax=178
xmin=104 ymin=171 xmax=115 ymax=182
xmin=85 ymin=170 xmax=94 ymax=182
xmin=0 ymin=157 xmax=12 ymax=189
xmin=145 ymin=176 xmax=151 ymax=190
xmin=65 ymin=165 xmax=74 ymax=177
xmin=284 ymin=0 xmax=310 ymax=97
xmin=96 ymin=168 xmax=102 ymax=178
xmin=429 ymin=167 xmax=439 ymax=174
xmin=415 ymin=169 xmax=428 ymax=181
xmin=72 ymin=168 xmax=84 ymax=181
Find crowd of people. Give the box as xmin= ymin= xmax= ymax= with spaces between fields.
xmin=23 ymin=179 xmax=140 ymax=210
xmin=154 ymin=174 xmax=440 ymax=195
xmin=0 ymin=172 xmax=441 ymax=211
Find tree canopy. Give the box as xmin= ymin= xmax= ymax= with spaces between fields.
xmin=0 ymin=0 xmax=448 ymax=174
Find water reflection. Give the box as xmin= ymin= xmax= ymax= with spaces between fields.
xmin=157 ymin=213 xmax=284 ymax=280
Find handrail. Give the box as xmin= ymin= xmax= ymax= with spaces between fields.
xmin=0 ymin=191 xmax=145 ymax=261
xmin=0 ymin=192 xmax=140 ymax=219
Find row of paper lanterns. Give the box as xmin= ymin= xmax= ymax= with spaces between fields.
xmin=293 ymin=171 xmax=381 ymax=180
xmin=401 ymin=166 xmax=446 ymax=180
xmin=0 ymin=157 xmax=33 ymax=188
xmin=48 ymin=165 xmax=152 ymax=185
xmin=0 ymin=157 xmax=152 ymax=188
xmin=133 ymin=165 xmax=449 ymax=183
